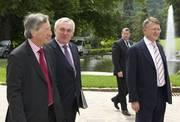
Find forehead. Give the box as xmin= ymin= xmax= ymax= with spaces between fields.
xmin=35 ymin=21 xmax=50 ymax=31
xmin=41 ymin=21 xmax=50 ymax=27
xmin=58 ymin=21 xmax=73 ymax=28
xmin=146 ymin=22 xmax=160 ymax=28
xmin=122 ymin=31 xmax=130 ymax=34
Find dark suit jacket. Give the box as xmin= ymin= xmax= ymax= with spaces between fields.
xmin=127 ymin=39 xmax=172 ymax=109
xmin=6 ymin=41 xmax=65 ymax=122
xmin=112 ymin=38 xmax=133 ymax=75
xmin=48 ymin=39 xmax=82 ymax=118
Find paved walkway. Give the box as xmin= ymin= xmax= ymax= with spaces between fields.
xmin=1 ymin=85 xmax=180 ymax=122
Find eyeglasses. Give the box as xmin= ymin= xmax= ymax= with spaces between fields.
xmin=150 ymin=28 xmax=161 ymax=32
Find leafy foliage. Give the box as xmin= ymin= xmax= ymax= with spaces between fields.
xmin=0 ymin=0 xmax=179 ymax=47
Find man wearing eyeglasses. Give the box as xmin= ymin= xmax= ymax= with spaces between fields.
xmin=126 ymin=17 xmax=172 ymax=122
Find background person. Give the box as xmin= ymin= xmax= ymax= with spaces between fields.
xmin=111 ymin=28 xmax=133 ymax=116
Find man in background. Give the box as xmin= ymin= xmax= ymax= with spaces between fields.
xmin=111 ymin=28 xmax=133 ymax=116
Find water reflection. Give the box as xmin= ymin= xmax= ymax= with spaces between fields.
xmin=80 ymin=55 xmax=113 ymax=72
xmin=80 ymin=55 xmax=180 ymax=74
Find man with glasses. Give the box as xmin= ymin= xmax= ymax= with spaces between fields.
xmin=126 ymin=17 xmax=172 ymax=122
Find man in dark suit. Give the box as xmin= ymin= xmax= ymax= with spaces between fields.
xmin=6 ymin=13 xmax=65 ymax=122
xmin=111 ymin=28 xmax=133 ymax=116
xmin=48 ymin=17 xmax=83 ymax=122
xmin=127 ymin=17 xmax=172 ymax=122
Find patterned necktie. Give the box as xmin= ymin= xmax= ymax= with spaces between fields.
xmin=38 ymin=48 xmax=53 ymax=106
xmin=63 ymin=44 xmax=74 ymax=67
xmin=152 ymin=43 xmax=165 ymax=87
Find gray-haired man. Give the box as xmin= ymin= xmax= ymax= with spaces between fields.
xmin=6 ymin=13 xmax=65 ymax=122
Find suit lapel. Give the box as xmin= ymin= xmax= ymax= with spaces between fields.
xmin=119 ymin=39 xmax=128 ymax=49
xmin=157 ymin=43 xmax=167 ymax=69
xmin=129 ymin=40 xmax=133 ymax=46
xmin=140 ymin=40 xmax=156 ymax=69
xmin=25 ymin=41 xmax=47 ymax=83
xmin=44 ymin=46 xmax=54 ymax=82
xmin=157 ymin=43 xmax=166 ymax=62
xmin=51 ymin=40 xmax=74 ymax=71
xmin=69 ymin=43 xmax=77 ymax=70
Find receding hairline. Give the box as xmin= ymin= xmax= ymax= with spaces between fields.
xmin=143 ymin=17 xmax=160 ymax=28
xmin=54 ymin=17 xmax=75 ymax=32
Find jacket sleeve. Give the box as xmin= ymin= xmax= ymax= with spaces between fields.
xmin=112 ymin=42 xmax=122 ymax=74
xmin=126 ymin=46 xmax=139 ymax=102
xmin=6 ymin=54 xmax=27 ymax=122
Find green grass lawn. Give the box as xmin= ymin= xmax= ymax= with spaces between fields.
xmin=81 ymin=75 xmax=180 ymax=88
xmin=0 ymin=59 xmax=7 ymax=84
xmin=82 ymin=75 xmax=116 ymax=88
xmin=160 ymin=38 xmax=180 ymax=51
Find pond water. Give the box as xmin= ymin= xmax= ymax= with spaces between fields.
xmin=80 ymin=55 xmax=180 ymax=74
xmin=80 ymin=55 xmax=113 ymax=72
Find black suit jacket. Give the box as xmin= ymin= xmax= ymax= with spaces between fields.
xmin=48 ymin=39 xmax=82 ymax=118
xmin=127 ymin=39 xmax=172 ymax=108
xmin=6 ymin=41 xmax=65 ymax=122
xmin=112 ymin=39 xmax=133 ymax=75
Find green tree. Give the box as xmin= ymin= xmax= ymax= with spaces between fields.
xmin=0 ymin=0 xmax=53 ymax=44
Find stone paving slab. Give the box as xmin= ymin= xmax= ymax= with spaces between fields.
xmin=0 ymin=85 xmax=7 ymax=122
xmin=76 ymin=91 xmax=180 ymax=122
xmin=1 ymin=85 xmax=180 ymax=122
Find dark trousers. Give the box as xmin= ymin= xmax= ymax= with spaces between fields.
xmin=112 ymin=76 xmax=128 ymax=110
xmin=65 ymin=100 xmax=78 ymax=122
xmin=66 ymin=111 xmax=77 ymax=122
xmin=48 ymin=105 xmax=56 ymax=122
xmin=136 ymin=87 xmax=166 ymax=122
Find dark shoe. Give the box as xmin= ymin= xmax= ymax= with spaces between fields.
xmin=122 ymin=110 xmax=131 ymax=116
xmin=111 ymin=98 xmax=119 ymax=110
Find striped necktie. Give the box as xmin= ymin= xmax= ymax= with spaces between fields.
xmin=152 ymin=42 xmax=165 ymax=87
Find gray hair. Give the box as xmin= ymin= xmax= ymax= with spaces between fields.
xmin=54 ymin=17 xmax=75 ymax=33
xmin=24 ymin=13 xmax=49 ymax=39
xmin=143 ymin=17 xmax=160 ymax=29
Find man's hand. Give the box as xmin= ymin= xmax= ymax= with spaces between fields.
xmin=131 ymin=101 xmax=140 ymax=113
xmin=117 ymin=71 xmax=123 ymax=78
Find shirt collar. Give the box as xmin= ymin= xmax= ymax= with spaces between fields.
xmin=144 ymin=36 xmax=155 ymax=46
xmin=28 ymin=39 xmax=41 ymax=53
xmin=55 ymin=38 xmax=70 ymax=48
